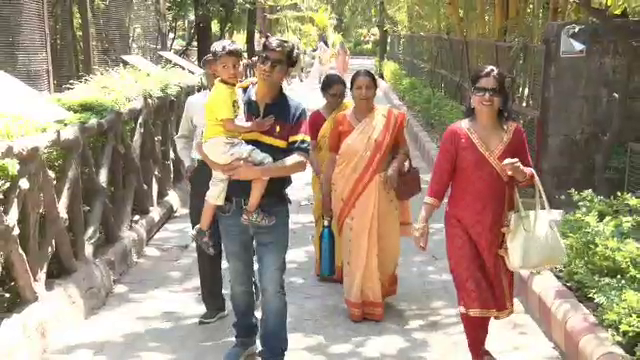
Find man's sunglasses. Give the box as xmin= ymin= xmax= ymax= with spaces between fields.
xmin=472 ymin=86 xmax=500 ymax=97
xmin=258 ymin=53 xmax=286 ymax=68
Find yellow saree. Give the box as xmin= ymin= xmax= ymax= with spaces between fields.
xmin=311 ymin=101 xmax=353 ymax=282
xmin=332 ymin=106 xmax=412 ymax=322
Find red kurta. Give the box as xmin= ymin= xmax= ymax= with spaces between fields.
xmin=425 ymin=120 xmax=533 ymax=320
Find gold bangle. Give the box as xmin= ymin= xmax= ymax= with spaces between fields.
xmin=423 ymin=197 xmax=441 ymax=207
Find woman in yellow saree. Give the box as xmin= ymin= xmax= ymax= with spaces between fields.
xmin=323 ymin=70 xmax=412 ymax=322
xmin=309 ymin=74 xmax=352 ymax=282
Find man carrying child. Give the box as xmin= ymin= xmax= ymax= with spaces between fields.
xmin=199 ymin=37 xmax=310 ymax=360
xmin=190 ymin=40 xmax=276 ymax=253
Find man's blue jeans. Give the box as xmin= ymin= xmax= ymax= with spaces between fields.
xmin=217 ymin=197 xmax=289 ymax=359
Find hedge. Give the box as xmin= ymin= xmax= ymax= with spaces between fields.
xmin=558 ymin=190 xmax=639 ymax=357
xmin=0 ymin=66 xmax=198 ymax=185
xmin=381 ymin=60 xmax=462 ymax=141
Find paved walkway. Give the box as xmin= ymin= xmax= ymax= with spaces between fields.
xmin=45 ymin=59 xmax=561 ymax=360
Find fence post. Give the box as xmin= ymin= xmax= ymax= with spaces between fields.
xmin=42 ymin=0 xmax=54 ymax=92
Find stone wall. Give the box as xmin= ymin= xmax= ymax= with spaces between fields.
xmin=537 ymin=20 xmax=640 ymax=203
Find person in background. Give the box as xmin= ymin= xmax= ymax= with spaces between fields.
xmin=174 ymin=54 xmax=228 ymax=325
xmin=412 ymin=65 xmax=534 ymax=360
xmin=322 ymin=69 xmax=412 ymax=322
xmin=315 ymin=34 xmax=331 ymax=84
xmin=308 ymin=73 xmax=351 ymax=282
xmin=335 ymin=41 xmax=350 ymax=77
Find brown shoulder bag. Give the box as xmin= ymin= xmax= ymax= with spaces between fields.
xmin=395 ymin=156 xmax=422 ymax=201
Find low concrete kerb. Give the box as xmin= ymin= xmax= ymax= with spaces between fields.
xmin=378 ymin=79 xmax=630 ymax=360
xmin=516 ymin=271 xmax=630 ymax=360
xmin=0 ymin=188 xmax=185 ymax=359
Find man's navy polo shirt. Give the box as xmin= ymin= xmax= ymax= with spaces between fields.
xmin=225 ymin=84 xmax=310 ymax=201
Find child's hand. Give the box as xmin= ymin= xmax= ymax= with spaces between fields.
xmin=252 ymin=115 xmax=275 ymax=132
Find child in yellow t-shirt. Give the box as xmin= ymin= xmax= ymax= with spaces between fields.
xmin=191 ymin=40 xmax=274 ymax=255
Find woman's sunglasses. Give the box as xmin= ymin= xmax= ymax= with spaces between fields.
xmin=326 ymin=91 xmax=345 ymax=99
xmin=258 ymin=53 xmax=286 ymax=69
xmin=472 ymin=86 xmax=500 ymax=97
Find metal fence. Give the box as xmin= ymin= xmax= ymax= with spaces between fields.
xmin=0 ymin=0 xmax=54 ymax=92
xmin=388 ymin=34 xmax=545 ymax=165
xmin=625 ymin=143 xmax=640 ymax=195
xmin=1 ymin=0 xmax=165 ymax=92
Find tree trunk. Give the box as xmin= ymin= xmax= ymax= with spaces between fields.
xmin=77 ymin=0 xmax=93 ymax=74
xmin=446 ymin=0 xmax=464 ymax=37
xmin=559 ymin=0 xmax=569 ymax=21
xmin=265 ymin=5 xmax=274 ymax=34
xmin=475 ymin=0 xmax=486 ymax=37
xmin=333 ymin=0 xmax=346 ymax=35
xmin=377 ymin=0 xmax=388 ymax=78
xmin=257 ymin=4 xmax=266 ymax=33
xmin=533 ymin=0 xmax=542 ymax=42
xmin=218 ymin=0 xmax=235 ymax=40
xmin=193 ymin=0 xmax=212 ymax=63
xmin=549 ymin=0 xmax=559 ymax=21
xmin=506 ymin=0 xmax=520 ymax=39
xmin=157 ymin=0 xmax=168 ymax=50
xmin=246 ymin=0 xmax=257 ymax=59
xmin=494 ymin=0 xmax=506 ymax=40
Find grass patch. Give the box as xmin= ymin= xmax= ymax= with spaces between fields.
xmin=382 ymin=60 xmax=462 ymax=141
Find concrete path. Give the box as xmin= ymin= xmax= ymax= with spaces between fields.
xmin=44 ymin=59 xmax=561 ymax=360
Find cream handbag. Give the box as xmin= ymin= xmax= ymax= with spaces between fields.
xmin=504 ymin=171 xmax=566 ymax=271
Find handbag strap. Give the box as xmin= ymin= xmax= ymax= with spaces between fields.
xmin=512 ymin=169 xmax=552 ymax=232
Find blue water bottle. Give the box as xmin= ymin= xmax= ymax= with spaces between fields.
xmin=320 ymin=217 xmax=335 ymax=277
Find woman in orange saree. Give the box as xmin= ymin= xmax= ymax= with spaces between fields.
xmin=323 ymin=70 xmax=412 ymax=322
xmin=413 ymin=66 xmax=534 ymax=360
xmin=309 ymin=74 xmax=352 ymax=282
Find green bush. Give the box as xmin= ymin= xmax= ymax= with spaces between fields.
xmin=1 ymin=66 xmax=196 ymax=142
xmin=558 ymin=190 xmax=640 ymax=357
xmin=351 ymin=42 xmax=377 ymax=56
xmin=0 ymin=66 xmax=197 ymax=182
xmin=54 ymin=66 xmax=195 ymax=120
xmin=382 ymin=61 xmax=462 ymax=141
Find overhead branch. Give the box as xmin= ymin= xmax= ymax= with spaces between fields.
xmin=572 ymin=0 xmax=635 ymax=42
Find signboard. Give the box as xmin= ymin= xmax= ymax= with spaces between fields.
xmin=120 ymin=54 xmax=161 ymax=73
xmin=560 ymin=24 xmax=587 ymax=58
xmin=158 ymin=51 xmax=204 ymax=75
xmin=0 ymin=71 xmax=71 ymax=125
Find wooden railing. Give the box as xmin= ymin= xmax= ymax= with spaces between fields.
xmin=0 ymin=88 xmax=192 ymax=310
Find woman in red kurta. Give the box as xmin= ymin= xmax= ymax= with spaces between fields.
xmin=413 ymin=66 xmax=534 ymax=360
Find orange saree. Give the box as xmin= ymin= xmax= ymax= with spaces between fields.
xmin=330 ymin=106 xmax=412 ymax=322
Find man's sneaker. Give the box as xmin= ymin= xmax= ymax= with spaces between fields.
xmin=197 ymin=309 xmax=228 ymax=325
xmin=190 ymin=225 xmax=216 ymax=255
xmin=223 ymin=341 xmax=257 ymax=360
xmin=241 ymin=208 xmax=276 ymax=226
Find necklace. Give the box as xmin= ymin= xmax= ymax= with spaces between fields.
xmin=352 ymin=107 xmax=373 ymax=122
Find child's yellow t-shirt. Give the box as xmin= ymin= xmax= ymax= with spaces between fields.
xmin=203 ymin=79 xmax=240 ymax=141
